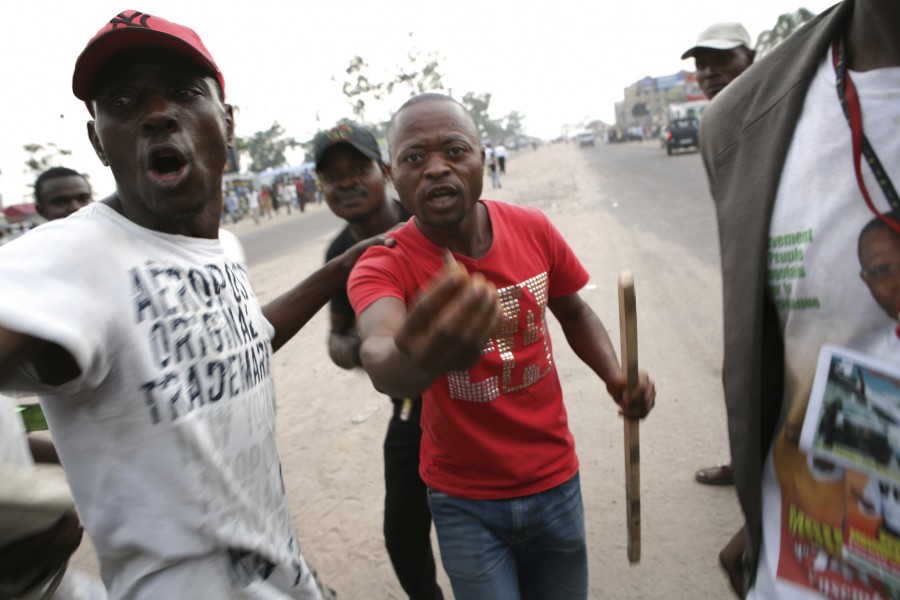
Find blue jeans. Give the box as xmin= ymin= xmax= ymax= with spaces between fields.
xmin=490 ymin=168 xmax=502 ymax=189
xmin=427 ymin=472 xmax=587 ymax=600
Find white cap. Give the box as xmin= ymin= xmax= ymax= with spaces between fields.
xmin=681 ymin=22 xmax=752 ymax=59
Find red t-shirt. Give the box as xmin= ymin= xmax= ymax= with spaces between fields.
xmin=348 ymin=200 xmax=590 ymax=499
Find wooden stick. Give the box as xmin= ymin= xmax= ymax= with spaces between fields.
xmin=618 ymin=270 xmax=641 ymax=563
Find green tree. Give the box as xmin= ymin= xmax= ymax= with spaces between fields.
xmin=235 ymin=122 xmax=299 ymax=173
xmin=342 ymin=55 xmax=386 ymax=124
xmin=339 ymin=41 xmax=527 ymax=147
xmin=502 ymin=111 xmax=526 ymax=139
xmin=387 ymin=41 xmax=445 ymax=97
xmin=339 ymin=35 xmax=446 ymax=127
xmin=461 ymin=92 xmax=504 ymax=141
xmin=755 ymin=8 xmax=817 ymax=59
xmin=23 ymin=143 xmax=73 ymax=176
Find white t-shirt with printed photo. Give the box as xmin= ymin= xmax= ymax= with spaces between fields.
xmin=751 ymin=51 xmax=900 ymax=599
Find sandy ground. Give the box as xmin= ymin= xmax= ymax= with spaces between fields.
xmin=71 ymin=141 xmax=743 ymax=598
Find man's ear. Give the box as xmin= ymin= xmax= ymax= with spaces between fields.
xmin=224 ymin=104 xmax=235 ymax=148
xmin=87 ymin=121 xmax=109 ymax=167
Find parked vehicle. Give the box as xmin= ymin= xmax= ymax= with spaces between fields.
xmin=665 ymin=117 xmax=700 ymax=155
xmin=667 ymin=99 xmax=710 ymax=120
xmin=576 ymin=132 xmax=596 ymax=148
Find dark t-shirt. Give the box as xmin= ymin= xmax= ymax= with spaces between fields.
xmin=325 ymin=200 xmax=412 ymax=316
xmin=325 ymin=200 xmax=416 ymax=409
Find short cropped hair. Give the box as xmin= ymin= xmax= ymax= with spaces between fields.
xmin=34 ymin=167 xmax=87 ymax=205
xmin=388 ymin=93 xmax=472 ymax=151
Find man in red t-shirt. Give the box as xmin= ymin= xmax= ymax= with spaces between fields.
xmin=347 ymin=93 xmax=656 ymax=599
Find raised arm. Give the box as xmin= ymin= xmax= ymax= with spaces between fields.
xmin=263 ymin=256 xmax=352 ymax=353
xmin=548 ymin=293 xmax=655 ymax=419
xmin=263 ymin=235 xmax=392 ymax=352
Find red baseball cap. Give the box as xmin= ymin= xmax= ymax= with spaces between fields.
xmin=72 ymin=10 xmax=225 ymax=103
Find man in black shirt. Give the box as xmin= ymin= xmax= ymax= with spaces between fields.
xmin=315 ymin=123 xmax=443 ymax=600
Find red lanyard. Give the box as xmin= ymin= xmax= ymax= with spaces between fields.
xmin=831 ymin=35 xmax=900 ymax=234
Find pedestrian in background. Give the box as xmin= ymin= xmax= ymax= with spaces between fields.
xmin=485 ymin=143 xmax=502 ymax=189
xmin=682 ymin=21 xmax=755 ymax=488
xmin=260 ymin=185 xmax=274 ymax=219
xmin=495 ymin=143 xmax=508 ymax=174
xmin=681 ymin=22 xmax=755 ymax=101
xmin=33 ymin=167 xmax=93 ymax=222
xmin=248 ymin=186 xmax=261 ymax=225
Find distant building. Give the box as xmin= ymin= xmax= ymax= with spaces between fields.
xmin=615 ymin=70 xmax=704 ymax=134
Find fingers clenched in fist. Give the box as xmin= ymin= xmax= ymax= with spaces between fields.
xmin=396 ymin=252 xmax=502 ymax=375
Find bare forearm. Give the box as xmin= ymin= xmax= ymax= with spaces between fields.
xmin=562 ymin=314 xmax=621 ymax=385
xmin=28 ymin=436 xmax=60 ymax=464
xmin=263 ymin=258 xmax=348 ymax=352
xmin=551 ymin=297 xmax=621 ymax=387
xmin=328 ymin=332 xmax=362 ymax=370
xmin=0 ymin=327 xmax=31 ymax=384
xmin=552 ymin=295 xmax=655 ymax=417
xmin=360 ymin=335 xmax=436 ymax=398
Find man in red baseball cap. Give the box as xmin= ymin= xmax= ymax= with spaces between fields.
xmin=72 ymin=10 xmax=225 ymax=106
xmin=0 ymin=10 xmax=390 ymax=599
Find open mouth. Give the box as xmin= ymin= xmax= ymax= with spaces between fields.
xmin=422 ymin=185 xmax=459 ymax=212
xmin=424 ymin=184 xmax=458 ymax=202
xmin=148 ymin=146 xmax=189 ymax=184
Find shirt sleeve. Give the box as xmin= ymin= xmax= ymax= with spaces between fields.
xmin=347 ymin=245 xmax=407 ymax=317
xmin=0 ymin=222 xmax=112 ymax=395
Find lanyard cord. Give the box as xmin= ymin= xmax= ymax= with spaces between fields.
xmin=831 ymin=35 xmax=900 ymax=234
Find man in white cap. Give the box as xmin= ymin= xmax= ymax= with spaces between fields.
xmin=682 ymin=22 xmax=756 ymax=100
xmin=683 ymin=22 xmax=756 ymax=488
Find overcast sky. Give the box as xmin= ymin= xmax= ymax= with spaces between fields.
xmin=0 ymin=0 xmax=839 ymax=204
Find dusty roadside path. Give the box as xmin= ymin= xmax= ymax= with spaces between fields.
xmin=73 ymin=141 xmax=741 ymax=599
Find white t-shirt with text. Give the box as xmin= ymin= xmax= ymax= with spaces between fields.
xmin=0 ymin=203 xmax=321 ymax=599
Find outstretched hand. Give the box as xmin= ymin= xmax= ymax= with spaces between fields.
xmin=395 ymin=254 xmax=502 ymax=376
xmin=606 ymin=370 xmax=656 ymax=419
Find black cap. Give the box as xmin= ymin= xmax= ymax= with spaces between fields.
xmin=313 ymin=123 xmax=382 ymax=169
